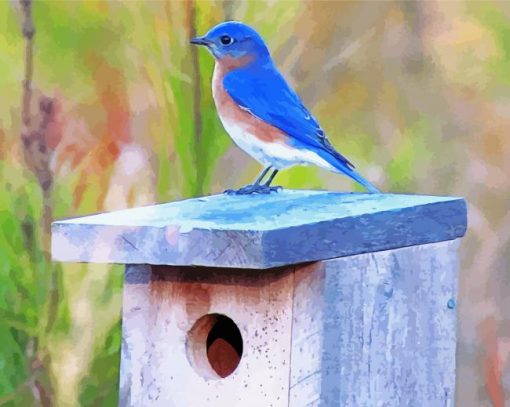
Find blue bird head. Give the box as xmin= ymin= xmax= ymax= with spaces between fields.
xmin=191 ymin=21 xmax=270 ymax=63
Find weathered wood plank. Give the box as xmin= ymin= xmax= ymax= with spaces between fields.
xmin=290 ymin=240 xmax=459 ymax=407
xmin=120 ymin=264 xmax=294 ymax=407
xmin=52 ymin=190 xmax=467 ymax=268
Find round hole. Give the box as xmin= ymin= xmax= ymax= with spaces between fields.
xmin=186 ymin=313 xmax=243 ymax=379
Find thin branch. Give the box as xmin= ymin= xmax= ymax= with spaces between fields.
xmin=17 ymin=2 xmax=55 ymax=404
xmin=20 ymin=0 xmax=34 ymax=129
xmin=19 ymin=0 xmax=54 ymax=245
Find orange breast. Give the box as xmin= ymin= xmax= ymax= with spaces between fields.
xmin=212 ymin=59 xmax=287 ymax=144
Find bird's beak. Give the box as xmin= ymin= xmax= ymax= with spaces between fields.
xmin=190 ymin=36 xmax=210 ymax=46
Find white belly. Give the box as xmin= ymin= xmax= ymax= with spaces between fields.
xmin=219 ymin=115 xmax=336 ymax=171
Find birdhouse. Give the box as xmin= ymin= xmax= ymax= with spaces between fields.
xmin=52 ymin=190 xmax=467 ymax=406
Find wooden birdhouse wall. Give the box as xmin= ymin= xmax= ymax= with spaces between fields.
xmin=120 ymin=264 xmax=295 ymax=406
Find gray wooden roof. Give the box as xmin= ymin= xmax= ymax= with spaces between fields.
xmin=51 ymin=190 xmax=467 ymax=268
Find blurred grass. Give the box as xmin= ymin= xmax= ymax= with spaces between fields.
xmin=0 ymin=0 xmax=509 ymax=406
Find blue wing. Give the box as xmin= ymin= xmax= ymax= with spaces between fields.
xmin=223 ymin=63 xmax=354 ymax=170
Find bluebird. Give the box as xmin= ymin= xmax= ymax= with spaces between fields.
xmin=191 ymin=21 xmax=380 ymax=195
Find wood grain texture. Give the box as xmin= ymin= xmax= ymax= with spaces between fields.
xmin=289 ymin=240 xmax=459 ymax=407
xmin=120 ymin=239 xmax=460 ymax=406
xmin=51 ymin=190 xmax=467 ymax=268
xmin=120 ymin=264 xmax=294 ymax=407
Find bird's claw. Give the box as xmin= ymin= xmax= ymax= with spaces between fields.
xmin=224 ymin=184 xmax=283 ymax=195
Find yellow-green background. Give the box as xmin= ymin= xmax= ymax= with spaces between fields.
xmin=1 ymin=1 xmax=509 ymax=406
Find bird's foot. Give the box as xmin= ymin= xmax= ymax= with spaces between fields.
xmin=224 ymin=184 xmax=283 ymax=195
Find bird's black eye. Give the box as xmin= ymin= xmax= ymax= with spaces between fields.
xmin=220 ymin=35 xmax=234 ymax=45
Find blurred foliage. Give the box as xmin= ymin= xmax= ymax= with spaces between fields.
xmin=0 ymin=0 xmax=509 ymax=406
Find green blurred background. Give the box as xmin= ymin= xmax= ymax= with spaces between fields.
xmin=1 ymin=0 xmax=509 ymax=406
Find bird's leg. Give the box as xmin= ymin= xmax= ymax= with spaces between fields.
xmin=254 ymin=169 xmax=282 ymax=193
xmin=225 ymin=166 xmax=282 ymax=195
xmin=253 ymin=166 xmax=272 ymax=185
xmin=264 ymin=169 xmax=280 ymax=187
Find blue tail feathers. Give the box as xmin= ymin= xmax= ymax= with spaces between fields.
xmin=317 ymin=150 xmax=381 ymax=194
xmin=340 ymin=165 xmax=381 ymax=193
